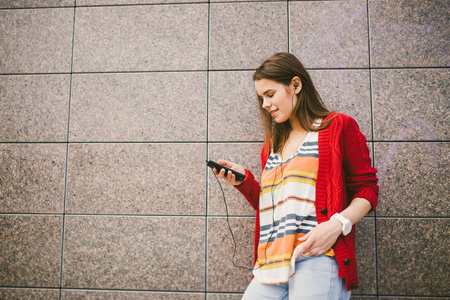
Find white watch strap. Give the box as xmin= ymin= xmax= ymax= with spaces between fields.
xmin=331 ymin=213 xmax=352 ymax=236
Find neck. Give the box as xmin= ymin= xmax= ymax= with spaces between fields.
xmin=289 ymin=119 xmax=308 ymax=134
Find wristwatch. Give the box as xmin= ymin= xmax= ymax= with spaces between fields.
xmin=331 ymin=213 xmax=352 ymax=236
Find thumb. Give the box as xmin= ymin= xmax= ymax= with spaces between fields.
xmin=218 ymin=160 xmax=233 ymax=168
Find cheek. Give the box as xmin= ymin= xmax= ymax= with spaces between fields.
xmin=273 ymin=93 xmax=285 ymax=105
xmin=276 ymin=95 xmax=290 ymax=109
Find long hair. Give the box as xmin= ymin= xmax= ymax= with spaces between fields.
xmin=253 ymin=52 xmax=336 ymax=153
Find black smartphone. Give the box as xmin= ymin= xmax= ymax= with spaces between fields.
xmin=206 ymin=160 xmax=246 ymax=182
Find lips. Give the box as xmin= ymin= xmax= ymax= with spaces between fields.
xmin=269 ymin=109 xmax=278 ymax=117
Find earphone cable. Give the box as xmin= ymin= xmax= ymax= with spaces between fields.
xmin=212 ymin=171 xmax=253 ymax=271
xmin=209 ymin=162 xmax=283 ymax=272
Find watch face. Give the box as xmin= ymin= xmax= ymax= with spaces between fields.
xmin=343 ymin=222 xmax=351 ymax=235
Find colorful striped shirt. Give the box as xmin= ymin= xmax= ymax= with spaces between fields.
xmin=253 ymin=124 xmax=333 ymax=284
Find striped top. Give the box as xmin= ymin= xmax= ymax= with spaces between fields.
xmin=253 ymin=123 xmax=333 ymax=284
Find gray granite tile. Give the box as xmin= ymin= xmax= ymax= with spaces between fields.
xmin=377 ymin=218 xmax=450 ymax=296
xmin=378 ymin=296 xmax=448 ymax=300
xmin=374 ymin=142 xmax=449 ymax=217
xmin=62 ymin=290 xmax=204 ymax=300
xmin=0 ymin=8 xmax=73 ymax=74
xmin=0 ymin=144 xmax=66 ymax=214
xmin=0 ymin=0 xmax=74 ymax=8
xmin=209 ymin=71 xmax=264 ymax=142
xmin=210 ymin=0 xmax=287 ymax=1
xmin=354 ymin=218 xmax=376 ymax=295
xmin=209 ymin=2 xmax=288 ymax=70
xmin=350 ymin=297 xmax=376 ymax=300
xmin=66 ymin=143 xmax=206 ymax=215
xmin=72 ymin=5 xmax=208 ymax=72
xmin=207 ymin=294 xmax=242 ymax=300
xmin=379 ymin=298 xmax=446 ymax=300
xmin=372 ymin=69 xmax=449 ymax=141
xmin=290 ymin=1 xmax=369 ymax=68
xmin=0 ymin=288 xmax=60 ymax=300
xmin=69 ymin=72 xmax=207 ymax=142
xmin=0 ymin=75 xmax=70 ymax=142
xmin=78 ymin=0 xmax=201 ymax=4
xmin=208 ymin=143 xmax=262 ymax=216
xmin=0 ymin=215 xmax=62 ymax=287
xmin=309 ymin=70 xmax=372 ymax=140
xmin=369 ymin=0 xmax=449 ymax=67
xmin=207 ymin=217 xmax=254 ymax=292
xmin=63 ymin=216 xmax=205 ymax=290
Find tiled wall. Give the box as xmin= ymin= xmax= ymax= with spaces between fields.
xmin=0 ymin=0 xmax=448 ymax=299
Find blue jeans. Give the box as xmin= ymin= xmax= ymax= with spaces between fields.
xmin=242 ymin=255 xmax=351 ymax=300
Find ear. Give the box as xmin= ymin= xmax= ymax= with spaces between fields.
xmin=291 ymin=76 xmax=302 ymax=94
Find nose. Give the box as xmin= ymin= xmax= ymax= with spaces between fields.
xmin=262 ymin=97 xmax=271 ymax=110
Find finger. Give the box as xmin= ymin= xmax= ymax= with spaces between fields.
xmin=221 ymin=169 xmax=231 ymax=183
xmin=298 ymin=232 xmax=310 ymax=242
xmin=294 ymin=241 xmax=308 ymax=259
xmin=218 ymin=168 xmax=227 ymax=179
xmin=303 ymin=245 xmax=319 ymax=257
xmin=226 ymin=170 xmax=234 ymax=182
xmin=231 ymin=173 xmax=238 ymax=184
xmin=299 ymin=239 xmax=313 ymax=255
xmin=218 ymin=159 xmax=232 ymax=167
xmin=293 ymin=247 xmax=302 ymax=259
xmin=304 ymin=249 xmax=322 ymax=257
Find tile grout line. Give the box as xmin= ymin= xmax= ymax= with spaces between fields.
xmin=205 ymin=1 xmax=211 ymax=298
xmin=59 ymin=2 xmax=77 ymax=299
xmin=1 ymin=0 xmax=363 ymax=11
xmin=0 ymin=65 xmax=447 ymax=77
xmin=0 ymin=212 xmax=447 ymax=219
xmin=366 ymin=0 xmax=380 ymax=298
xmin=0 ymin=140 xmax=449 ymax=145
xmin=2 ymin=65 xmax=449 ymax=77
xmin=287 ymin=0 xmax=290 ymax=53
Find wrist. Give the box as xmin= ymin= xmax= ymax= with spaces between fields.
xmin=331 ymin=213 xmax=352 ymax=236
xmin=329 ymin=217 xmax=343 ymax=235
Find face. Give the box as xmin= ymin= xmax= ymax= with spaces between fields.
xmin=255 ymin=79 xmax=298 ymax=124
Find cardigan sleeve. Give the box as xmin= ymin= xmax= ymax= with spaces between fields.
xmin=234 ymin=140 xmax=269 ymax=211
xmin=234 ymin=169 xmax=260 ymax=210
xmin=342 ymin=117 xmax=379 ymax=211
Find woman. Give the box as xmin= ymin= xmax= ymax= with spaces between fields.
xmin=214 ymin=52 xmax=379 ymax=299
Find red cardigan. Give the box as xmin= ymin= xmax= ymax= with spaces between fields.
xmin=235 ymin=112 xmax=379 ymax=291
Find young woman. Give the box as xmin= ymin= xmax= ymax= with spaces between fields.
xmin=214 ymin=52 xmax=379 ymax=299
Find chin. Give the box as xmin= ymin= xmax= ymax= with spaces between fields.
xmin=274 ymin=117 xmax=289 ymax=124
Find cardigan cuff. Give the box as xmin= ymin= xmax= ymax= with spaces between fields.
xmin=235 ymin=169 xmax=256 ymax=195
xmin=352 ymin=189 xmax=378 ymax=212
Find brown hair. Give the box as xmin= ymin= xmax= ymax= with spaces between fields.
xmin=253 ymin=52 xmax=336 ymax=153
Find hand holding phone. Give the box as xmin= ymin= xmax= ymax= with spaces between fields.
xmin=206 ymin=160 xmax=246 ymax=182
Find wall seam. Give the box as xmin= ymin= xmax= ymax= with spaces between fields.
xmin=205 ymin=1 xmax=211 ymax=299
xmin=2 ymin=65 xmax=448 ymax=77
xmin=366 ymin=0 xmax=380 ymax=298
xmin=58 ymin=1 xmax=76 ymax=299
xmin=287 ymin=0 xmax=290 ymax=53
